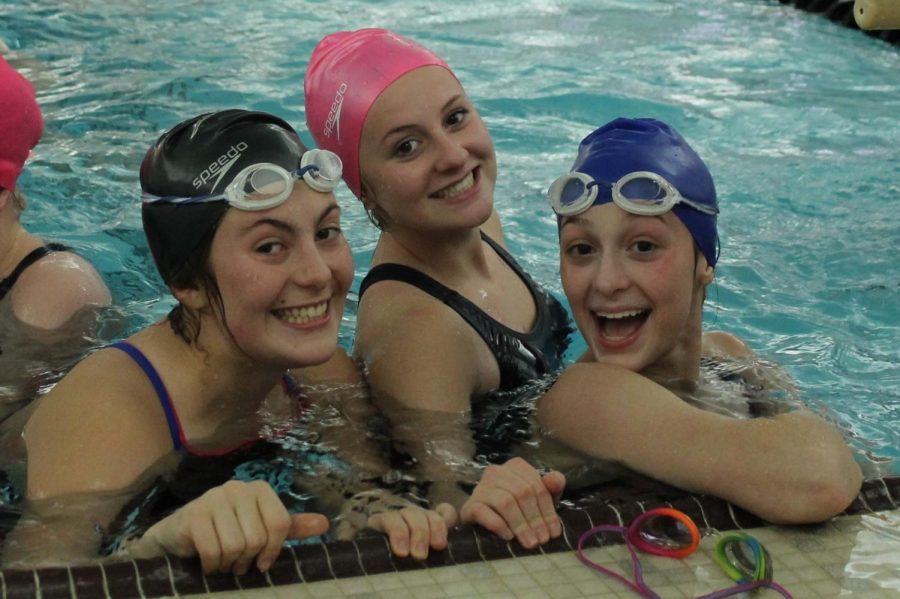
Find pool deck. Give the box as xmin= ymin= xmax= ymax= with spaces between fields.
xmin=218 ymin=508 xmax=900 ymax=598
xmin=2 ymin=476 xmax=897 ymax=599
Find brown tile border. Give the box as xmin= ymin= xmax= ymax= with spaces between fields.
xmin=1 ymin=475 xmax=897 ymax=599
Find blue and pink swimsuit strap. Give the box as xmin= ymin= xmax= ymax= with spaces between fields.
xmin=109 ymin=342 xmax=300 ymax=457
xmin=109 ymin=341 xmax=189 ymax=453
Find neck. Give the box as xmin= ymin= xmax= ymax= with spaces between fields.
xmin=153 ymin=316 xmax=286 ymax=430
xmin=0 ymin=219 xmax=37 ymax=278
xmin=379 ymin=225 xmax=490 ymax=279
xmin=641 ymin=315 xmax=705 ymax=389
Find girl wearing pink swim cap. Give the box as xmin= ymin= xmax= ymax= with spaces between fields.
xmin=304 ymin=30 xmax=860 ymax=547
xmin=0 ymin=57 xmax=110 ymax=414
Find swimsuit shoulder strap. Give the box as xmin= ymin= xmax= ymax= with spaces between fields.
xmin=359 ymin=262 xmax=456 ymax=302
xmin=108 ymin=341 xmax=187 ymax=453
xmin=0 ymin=243 xmax=71 ymax=302
xmin=357 ymin=232 xmax=507 ymax=302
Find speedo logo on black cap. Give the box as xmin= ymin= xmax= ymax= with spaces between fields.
xmin=193 ymin=141 xmax=248 ymax=190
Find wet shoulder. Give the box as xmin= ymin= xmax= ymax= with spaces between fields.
xmin=9 ymin=251 xmax=111 ymax=330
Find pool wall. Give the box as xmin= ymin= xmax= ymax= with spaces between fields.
xmin=0 ymin=475 xmax=897 ymax=598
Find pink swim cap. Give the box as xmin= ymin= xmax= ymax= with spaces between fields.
xmin=0 ymin=57 xmax=44 ymax=190
xmin=305 ymin=28 xmax=453 ymax=198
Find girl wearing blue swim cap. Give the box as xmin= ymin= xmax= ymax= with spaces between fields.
xmin=540 ymin=118 xmax=862 ymax=523
xmin=12 ymin=110 xmax=455 ymax=573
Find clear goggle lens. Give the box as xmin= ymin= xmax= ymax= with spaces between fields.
xmin=626 ymin=508 xmax=700 ymax=558
xmin=715 ymin=532 xmax=773 ymax=583
xmin=635 ymin=514 xmax=695 ymax=550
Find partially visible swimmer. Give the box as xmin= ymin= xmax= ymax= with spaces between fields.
xmin=0 ymin=56 xmax=111 ymax=419
xmin=8 ymin=110 xmax=455 ymax=574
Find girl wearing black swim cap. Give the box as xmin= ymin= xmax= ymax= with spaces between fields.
xmin=15 ymin=110 xmax=455 ymax=573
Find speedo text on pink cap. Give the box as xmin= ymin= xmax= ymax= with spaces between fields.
xmin=304 ymin=28 xmax=454 ymax=198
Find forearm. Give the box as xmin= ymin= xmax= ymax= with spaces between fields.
xmin=377 ymin=398 xmax=481 ymax=508
xmin=704 ymin=410 xmax=862 ymax=523
xmin=538 ymin=363 xmax=861 ymax=524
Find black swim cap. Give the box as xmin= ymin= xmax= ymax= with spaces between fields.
xmin=141 ymin=109 xmax=307 ymax=286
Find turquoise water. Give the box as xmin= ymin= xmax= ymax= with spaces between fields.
xmin=2 ymin=0 xmax=898 ymax=467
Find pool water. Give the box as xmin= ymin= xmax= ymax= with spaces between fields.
xmin=1 ymin=0 xmax=898 ymax=470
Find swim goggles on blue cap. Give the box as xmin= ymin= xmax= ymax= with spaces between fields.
xmin=547 ymin=170 xmax=719 ymax=218
xmin=142 ymin=149 xmax=343 ymax=211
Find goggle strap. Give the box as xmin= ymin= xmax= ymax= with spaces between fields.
xmin=576 ymin=525 xmax=657 ymax=598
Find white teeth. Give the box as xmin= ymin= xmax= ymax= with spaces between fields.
xmin=433 ymin=172 xmax=474 ymax=199
xmin=275 ymin=302 xmax=327 ymax=324
xmin=596 ymin=309 xmax=645 ymax=319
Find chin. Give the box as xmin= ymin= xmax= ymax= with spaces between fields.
xmin=290 ymin=342 xmax=339 ymax=368
xmin=590 ymin=349 xmax=645 ymax=374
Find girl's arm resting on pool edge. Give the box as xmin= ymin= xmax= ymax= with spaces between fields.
xmin=538 ymin=362 xmax=862 ymax=525
xmin=356 ymin=299 xmax=565 ymax=547
xmin=124 ymin=480 xmax=329 ymax=575
xmin=355 ymin=299 xmax=483 ymax=504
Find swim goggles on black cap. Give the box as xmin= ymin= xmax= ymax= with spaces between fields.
xmin=142 ymin=149 xmax=343 ymax=211
xmin=547 ymin=170 xmax=719 ymax=218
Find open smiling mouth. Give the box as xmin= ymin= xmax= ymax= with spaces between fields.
xmin=430 ymin=169 xmax=476 ymax=199
xmin=273 ymin=301 xmax=328 ymax=325
xmin=595 ymin=309 xmax=649 ymax=342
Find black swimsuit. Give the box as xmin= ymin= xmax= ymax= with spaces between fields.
xmin=359 ymin=231 xmax=573 ymax=464
xmin=0 ymin=243 xmax=70 ymax=302
xmin=359 ymin=232 xmax=572 ymax=390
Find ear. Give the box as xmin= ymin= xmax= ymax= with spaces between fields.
xmin=171 ymin=284 xmax=208 ymax=311
xmin=698 ymin=258 xmax=715 ymax=287
xmin=0 ymin=189 xmax=9 ymax=211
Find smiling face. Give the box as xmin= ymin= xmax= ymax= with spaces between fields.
xmin=204 ymin=182 xmax=353 ymax=369
xmin=358 ymin=65 xmax=497 ymax=234
xmin=559 ymin=203 xmax=714 ymax=381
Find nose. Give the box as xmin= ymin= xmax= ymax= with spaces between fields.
xmin=290 ymin=242 xmax=331 ymax=290
xmin=432 ymin=130 xmax=468 ymax=173
xmin=591 ymin=251 xmax=630 ymax=297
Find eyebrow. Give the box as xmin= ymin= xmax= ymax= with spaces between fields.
xmin=560 ymin=211 xmax=665 ymax=228
xmin=240 ymin=203 xmax=341 ymax=235
xmin=560 ymin=215 xmax=590 ymax=229
xmin=380 ymin=93 xmax=466 ymax=143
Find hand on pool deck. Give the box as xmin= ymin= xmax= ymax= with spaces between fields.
xmin=366 ymin=502 xmax=457 ymax=559
xmin=128 ymin=480 xmax=328 ymax=575
xmin=460 ymin=458 xmax=565 ymax=549
xmin=334 ymin=488 xmax=457 ymax=559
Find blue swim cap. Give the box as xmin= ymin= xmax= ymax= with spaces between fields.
xmin=568 ymin=117 xmax=719 ymax=267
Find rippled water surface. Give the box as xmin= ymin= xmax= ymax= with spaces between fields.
xmin=2 ymin=0 xmax=898 ymax=467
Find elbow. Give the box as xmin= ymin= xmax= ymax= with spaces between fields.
xmin=762 ymin=457 xmax=863 ymax=525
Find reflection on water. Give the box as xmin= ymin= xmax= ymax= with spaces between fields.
xmin=842 ymin=511 xmax=900 ymax=593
